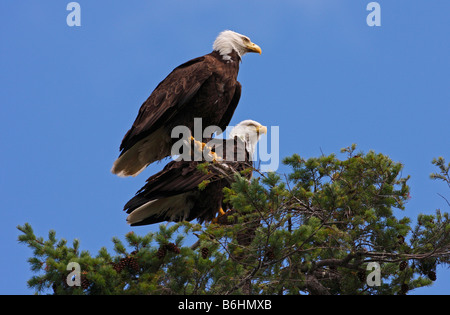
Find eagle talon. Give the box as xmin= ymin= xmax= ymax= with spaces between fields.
xmin=210 ymin=151 xmax=223 ymax=163
xmin=219 ymin=207 xmax=226 ymax=216
xmin=211 ymin=207 xmax=227 ymax=224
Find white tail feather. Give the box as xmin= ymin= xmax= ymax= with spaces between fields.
xmin=126 ymin=193 xmax=191 ymax=225
xmin=111 ymin=128 xmax=170 ymax=177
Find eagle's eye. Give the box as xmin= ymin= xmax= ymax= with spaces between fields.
xmin=242 ymin=37 xmax=251 ymax=44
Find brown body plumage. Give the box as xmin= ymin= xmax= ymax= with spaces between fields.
xmin=111 ymin=31 xmax=261 ymax=177
xmin=121 ymin=51 xmax=241 ymax=151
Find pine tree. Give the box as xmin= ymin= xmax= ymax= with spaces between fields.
xmin=18 ymin=146 xmax=450 ymax=295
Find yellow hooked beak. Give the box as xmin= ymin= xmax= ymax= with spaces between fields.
xmin=256 ymin=125 xmax=267 ymax=135
xmin=246 ymin=42 xmax=262 ymax=55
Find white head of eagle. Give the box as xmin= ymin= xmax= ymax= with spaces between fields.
xmin=213 ymin=30 xmax=262 ymax=61
xmin=229 ymin=119 xmax=267 ymax=159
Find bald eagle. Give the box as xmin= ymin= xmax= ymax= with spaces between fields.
xmin=111 ymin=30 xmax=261 ymax=177
xmin=124 ymin=120 xmax=267 ymax=226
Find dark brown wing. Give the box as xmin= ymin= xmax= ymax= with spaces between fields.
xmin=119 ymin=56 xmax=213 ymax=155
xmin=217 ymin=82 xmax=242 ymax=131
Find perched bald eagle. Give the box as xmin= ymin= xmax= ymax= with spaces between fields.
xmin=124 ymin=120 xmax=267 ymax=226
xmin=111 ymin=30 xmax=261 ymax=177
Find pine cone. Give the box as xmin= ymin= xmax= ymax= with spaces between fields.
xmin=111 ymin=261 xmax=123 ymax=273
xmin=265 ymin=248 xmax=275 ymax=261
xmin=399 ymin=261 xmax=407 ymax=271
xmin=157 ymin=246 xmax=167 ymax=259
xmin=398 ymin=283 xmax=409 ymax=295
xmin=126 ymin=256 xmax=139 ymax=273
xmin=166 ymin=242 xmax=181 ymax=254
xmin=357 ymin=270 xmax=366 ymax=283
xmin=112 ymin=256 xmax=130 ymax=273
xmin=81 ymin=271 xmax=90 ymax=290
xmin=201 ymin=247 xmax=209 ymax=259
xmin=427 ymin=271 xmax=437 ymax=281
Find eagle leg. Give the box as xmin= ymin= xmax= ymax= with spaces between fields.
xmin=210 ymin=151 xmax=223 ymax=163
xmin=190 ymin=136 xmax=206 ymax=158
xmin=190 ymin=136 xmax=206 ymax=149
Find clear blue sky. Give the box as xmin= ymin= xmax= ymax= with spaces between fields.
xmin=1 ymin=1 xmax=449 ymax=294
